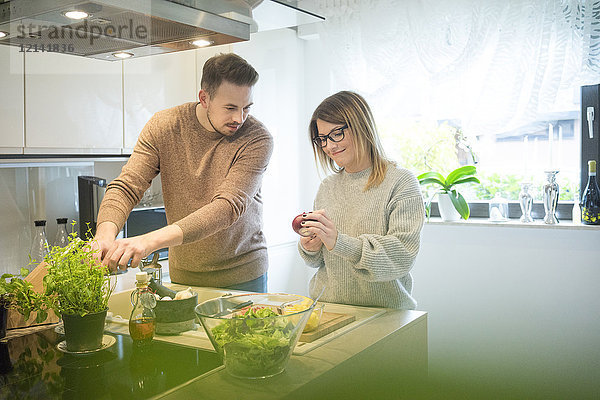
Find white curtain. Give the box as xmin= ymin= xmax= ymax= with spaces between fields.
xmin=303 ymin=0 xmax=600 ymax=136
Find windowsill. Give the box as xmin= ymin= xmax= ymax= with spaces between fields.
xmin=425 ymin=217 xmax=600 ymax=231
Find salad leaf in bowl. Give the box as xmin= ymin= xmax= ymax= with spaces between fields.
xmin=195 ymin=293 xmax=313 ymax=379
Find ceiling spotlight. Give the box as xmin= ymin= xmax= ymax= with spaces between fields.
xmin=0 ymin=31 xmax=8 ymax=39
xmin=64 ymin=10 xmax=90 ymax=20
xmin=112 ymin=52 xmax=134 ymax=59
xmin=192 ymin=39 xmax=213 ymax=48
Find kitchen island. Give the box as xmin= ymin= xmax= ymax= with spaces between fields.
xmin=158 ymin=307 xmax=427 ymax=400
xmin=1 ymin=280 xmax=427 ymax=399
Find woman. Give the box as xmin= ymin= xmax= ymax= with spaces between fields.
xmin=298 ymin=91 xmax=425 ymax=309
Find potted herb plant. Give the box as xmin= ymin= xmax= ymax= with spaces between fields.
xmin=40 ymin=231 xmax=115 ymax=352
xmin=417 ymin=165 xmax=480 ymax=221
xmin=0 ymin=269 xmax=47 ymax=339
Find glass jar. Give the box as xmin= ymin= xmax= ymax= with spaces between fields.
xmin=489 ymin=194 xmax=509 ymax=222
xmin=572 ymin=190 xmax=582 ymax=224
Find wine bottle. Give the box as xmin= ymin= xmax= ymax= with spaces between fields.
xmin=581 ymin=160 xmax=600 ymax=225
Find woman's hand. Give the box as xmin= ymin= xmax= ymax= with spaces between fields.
xmin=302 ymin=209 xmax=338 ymax=251
xmin=300 ymin=234 xmax=323 ymax=252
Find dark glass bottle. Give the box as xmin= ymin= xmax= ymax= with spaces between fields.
xmin=581 ymin=160 xmax=600 ymax=225
xmin=129 ymin=272 xmax=156 ymax=346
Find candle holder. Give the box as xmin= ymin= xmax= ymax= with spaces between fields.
xmin=542 ymin=170 xmax=560 ymax=224
xmin=519 ymin=183 xmax=534 ymax=223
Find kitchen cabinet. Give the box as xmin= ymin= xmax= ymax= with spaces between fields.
xmin=122 ymin=50 xmax=197 ymax=152
xmin=24 ymin=52 xmax=122 ymax=154
xmin=0 ymin=46 xmax=24 ymax=153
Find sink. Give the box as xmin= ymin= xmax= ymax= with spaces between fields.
xmin=108 ymin=284 xmax=229 ymax=320
xmin=106 ymin=284 xmax=230 ymax=352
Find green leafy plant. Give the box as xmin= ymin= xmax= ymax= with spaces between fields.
xmin=417 ymin=165 xmax=480 ymax=220
xmin=211 ymin=306 xmax=295 ymax=376
xmin=41 ymin=229 xmax=115 ymax=317
xmin=0 ymin=269 xmax=48 ymax=323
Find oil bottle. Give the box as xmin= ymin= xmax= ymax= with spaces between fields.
xmin=129 ymin=272 xmax=157 ymax=346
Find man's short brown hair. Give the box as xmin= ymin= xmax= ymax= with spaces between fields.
xmin=201 ymin=53 xmax=259 ymax=97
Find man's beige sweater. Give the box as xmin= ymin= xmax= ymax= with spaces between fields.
xmin=97 ymin=102 xmax=274 ymax=287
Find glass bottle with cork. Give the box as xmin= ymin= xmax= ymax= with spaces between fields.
xmin=581 ymin=160 xmax=600 ymax=225
xmin=129 ymin=272 xmax=157 ymax=346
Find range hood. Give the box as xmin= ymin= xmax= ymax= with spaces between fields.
xmin=0 ymin=0 xmax=324 ymax=61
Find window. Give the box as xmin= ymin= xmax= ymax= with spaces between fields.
xmin=309 ymin=0 xmax=599 ymax=219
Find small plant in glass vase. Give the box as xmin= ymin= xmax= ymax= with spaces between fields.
xmin=417 ymin=166 xmax=480 ymax=221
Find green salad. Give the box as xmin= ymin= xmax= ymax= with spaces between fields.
xmin=210 ymin=306 xmax=296 ymax=378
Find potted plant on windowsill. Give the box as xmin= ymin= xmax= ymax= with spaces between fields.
xmin=417 ymin=165 xmax=480 ymax=221
xmin=40 ymin=230 xmax=116 ymax=352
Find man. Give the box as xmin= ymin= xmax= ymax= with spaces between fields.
xmin=93 ymin=53 xmax=273 ymax=292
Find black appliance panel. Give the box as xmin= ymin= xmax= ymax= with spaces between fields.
xmin=581 ymin=84 xmax=600 ymax=198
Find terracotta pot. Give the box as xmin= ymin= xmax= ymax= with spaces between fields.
xmin=62 ymin=309 xmax=107 ymax=352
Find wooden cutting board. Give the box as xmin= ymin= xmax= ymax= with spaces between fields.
xmin=299 ymin=312 xmax=356 ymax=343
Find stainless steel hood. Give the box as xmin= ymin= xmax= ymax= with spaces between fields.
xmin=0 ymin=0 xmax=324 ymax=61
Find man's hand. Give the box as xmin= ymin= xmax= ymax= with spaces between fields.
xmin=91 ymin=221 xmax=119 ymax=266
xmin=101 ymin=224 xmax=184 ymax=272
xmin=102 ymin=236 xmax=152 ymax=272
xmin=300 ymin=210 xmax=338 ymax=251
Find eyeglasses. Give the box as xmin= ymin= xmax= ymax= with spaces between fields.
xmin=312 ymin=124 xmax=348 ymax=148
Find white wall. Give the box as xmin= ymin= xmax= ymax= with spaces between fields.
xmin=412 ymin=223 xmax=600 ymax=398
xmin=192 ymin=29 xmax=322 ymax=247
xmin=235 ymin=29 xmax=310 ymax=246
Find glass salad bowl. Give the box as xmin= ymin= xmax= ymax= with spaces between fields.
xmin=194 ymin=293 xmax=315 ymax=379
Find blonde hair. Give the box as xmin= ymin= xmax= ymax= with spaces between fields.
xmin=309 ymin=91 xmax=391 ymax=191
